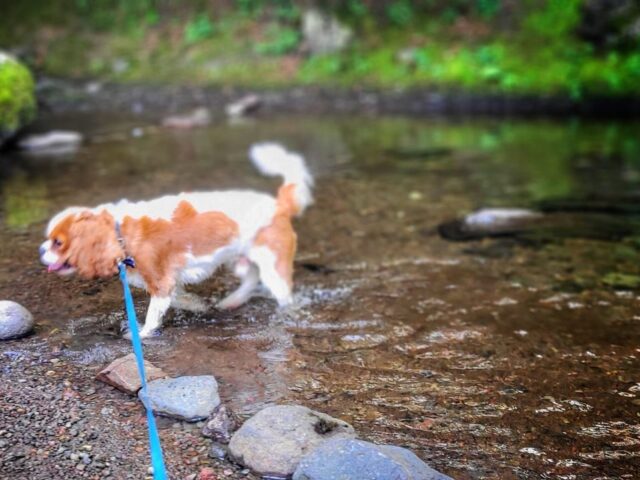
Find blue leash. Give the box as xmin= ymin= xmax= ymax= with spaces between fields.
xmin=118 ymin=262 xmax=168 ymax=480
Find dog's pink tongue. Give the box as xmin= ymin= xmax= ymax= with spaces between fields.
xmin=47 ymin=263 xmax=62 ymax=273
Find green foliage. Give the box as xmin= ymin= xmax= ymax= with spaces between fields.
xmin=525 ymin=0 xmax=582 ymax=39
xmin=184 ymin=14 xmax=215 ymax=44
xmin=386 ymin=1 xmax=414 ymax=27
xmin=476 ymin=0 xmax=500 ymax=19
xmin=2 ymin=0 xmax=640 ymax=96
xmin=255 ymin=24 xmax=300 ymax=55
xmin=0 ymin=54 xmax=36 ymax=133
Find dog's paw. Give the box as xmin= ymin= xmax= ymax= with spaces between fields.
xmin=217 ymin=297 xmax=242 ymax=310
xmin=138 ymin=328 xmax=160 ymax=339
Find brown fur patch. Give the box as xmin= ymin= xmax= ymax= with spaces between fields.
xmin=254 ymin=186 xmax=298 ymax=287
xmin=120 ymin=200 xmax=239 ymax=296
xmin=63 ymin=211 xmax=124 ymax=278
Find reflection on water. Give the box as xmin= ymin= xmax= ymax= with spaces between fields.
xmin=1 ymin=113 xmax=640 ymax=479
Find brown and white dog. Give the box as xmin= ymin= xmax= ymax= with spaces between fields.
xmin=39 ymin=144 xmax=313 ymax=338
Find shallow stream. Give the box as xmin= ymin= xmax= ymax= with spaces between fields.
xmin=1 ymin=113 xmax=639 ymax=479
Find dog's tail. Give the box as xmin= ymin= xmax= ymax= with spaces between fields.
xmin=250 ymin=143 xmax=314 ymax=217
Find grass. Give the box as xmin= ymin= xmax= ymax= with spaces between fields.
xmin=1 ymin=1 xmax=639 ymax=97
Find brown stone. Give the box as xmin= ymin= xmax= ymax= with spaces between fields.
xmin=96 ymin=353 xmax=167 ymax=395
xmin=197 ymin=467 xmax=217 ymax=480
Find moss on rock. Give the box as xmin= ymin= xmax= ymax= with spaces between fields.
xmin=0 ymin=51 xmax=36 ymax=140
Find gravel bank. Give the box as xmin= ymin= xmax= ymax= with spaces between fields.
xmin=0 ymin=338 xmax=257 ymax=480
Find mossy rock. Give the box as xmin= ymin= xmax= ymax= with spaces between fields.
xmin=602 ymin=272 xmax=640 ymax=290
xmin=0 ymin=51 xmax=36 ymax=145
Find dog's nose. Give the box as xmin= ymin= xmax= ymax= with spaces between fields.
xmin=39 ymin=245 xmax=46 ymax=256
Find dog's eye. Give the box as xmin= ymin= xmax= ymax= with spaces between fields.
xmin=53 ymin=239 xmax=62 ymax=247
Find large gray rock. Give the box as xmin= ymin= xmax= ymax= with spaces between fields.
xmin=302 ymin=9 xmax=352 ymax=55
xmin=140 ymin=375 xmax=220 ymax=422
xmin=229 ymin=405 xmax=356 ymax=477
xmin=0 ymin=301 xmax=34 ymax=340
xmin=293 ymin=438 xmax=453 ymax=480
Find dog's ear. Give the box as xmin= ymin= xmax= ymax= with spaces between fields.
xmin=66 ymin=212 xmax=124 ymax=279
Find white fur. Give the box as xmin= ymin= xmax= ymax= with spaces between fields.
xmin=42 ymin=143 xmax=313 ymax=338
xmin=250 ymin=143 xmax=314 ymax=215
xmin=249 ymin=246 xmax=292 ymax=306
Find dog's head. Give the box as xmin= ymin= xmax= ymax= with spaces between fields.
xmin=40 ymin=208 xmax=124 ymax=279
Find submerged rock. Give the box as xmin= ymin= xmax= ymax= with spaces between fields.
xmin=96 ymin=353 xmax=167 ymax=395
xmin=18 ymin=131 xmax=83 ymax=155
xmin=0 ymin=300 xmax=34 ymax=340
xmin=141 ymin=375 xmax=220 ymax=422
xmin=228 ymin=405 xmax=356 ymax=477
xmin=302 ymin=9 xmax=352 ymax=55
xmin=162 ymin=107 xmax=211 ymax=129
xmin=0 ymin=52 xmax=36 ymax=147
xmin=201 ymin=404 xmax=238 ymax=444
xmin=293 ymin=438 xmax=453 ymax=480
xmin=225 ymin=94 xmax=262 ymax=118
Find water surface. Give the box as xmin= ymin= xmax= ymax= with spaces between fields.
xmin=1 ymin=113 xmax=639 ymax=479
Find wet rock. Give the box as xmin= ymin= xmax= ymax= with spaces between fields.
xmin=302 ymin=9 xmax=352 ymax=55
xmin=162 ymin=108 xmax=211 ymax=129
xmin=0 ymin=300 xmax=34 ymax=340
xmin=96 ymin=353 xmax=167 ymax=395
xmin=0 ymin=51 xmax=36 ymax=147
xmin=141 ymin=376 xmax=220 ymax=422
xmin=439 ymin=208 xmax=542 ymax=241
xmin=201 ymin=404 xmax=237 ymax=444
xmin=293 ymin=438 xmax=453 ymax=480
xmin=18 ymin=130 xmax=83 ymax=156
xmin=229 ymin=405 xmax=355 ymax=477
xmin=225 ymin=94 xmax=262 ymax=118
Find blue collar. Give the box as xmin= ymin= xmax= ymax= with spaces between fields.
xmin=115 ymin=221 xmax=136 ymax=269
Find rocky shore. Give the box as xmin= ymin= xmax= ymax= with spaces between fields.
xmin=36 ymin=77 xmax=640 ymax=119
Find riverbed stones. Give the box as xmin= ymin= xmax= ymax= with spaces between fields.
xmin=141 ymin=376 xmax=220 ymax=422
xmin=201 ymin=404 xmax=237 ymax=444
xmin=228 ymin=405 xmax=356 ymax=477
xmin=96 ymin=353 xmax=167 ymax=395
xmin=293 ymin=438 xmax=453 ymax=480
xmin=0 ymin=300 xmax=34 ymax=340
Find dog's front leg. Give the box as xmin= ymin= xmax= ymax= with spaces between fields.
xmin=139 ymin=296 xmax=171 ymax=338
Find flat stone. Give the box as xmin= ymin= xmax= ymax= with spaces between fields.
xmin=96 ymin=354 xmax=167 ymax=395
xmin=229 ymin=405 xmax=356 ymax=477
xmin=140 ymin=376 xmax=220 ymax=422
xmin=0 ymin=301 xmax=34 ymax=340
xmin=18 ymin=131 xmax=82 ymax=155
xmin=293 ymin=438 xmax=453 ymax=480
